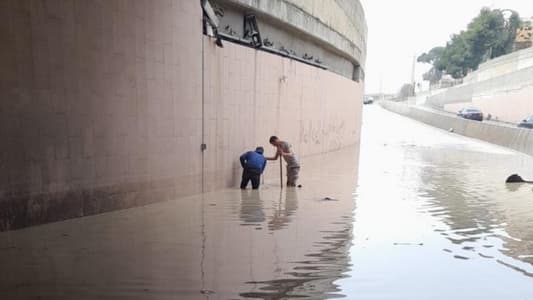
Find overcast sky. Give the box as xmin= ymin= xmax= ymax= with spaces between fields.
xmin=361 ymin=0 xmax=533 ymax=94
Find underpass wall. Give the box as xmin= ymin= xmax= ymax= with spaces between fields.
xmin=0 ymin=1 xmax=364 ymax=230
xmin=202 ymin=39 xmax=363 ymax=191
xmin=381 ymin=101 xmax=533 ymax=156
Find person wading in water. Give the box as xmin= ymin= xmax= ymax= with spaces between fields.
xmin=266 ymin=136 xmax=301 ymax=187
xmin=240 ymin=147 xmax=267 ymax=189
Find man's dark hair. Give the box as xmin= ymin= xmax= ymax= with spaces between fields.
xmin=255 ymin=146 xmax=264 ymax=154
xmin=269 ymin=136 xmax=278 ymax=144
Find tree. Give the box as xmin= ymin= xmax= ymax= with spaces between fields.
xmin=503 ymin=11 xmax=521 ymax=53
xmin=422 ymin=68 xmax=443 ymax=84
xmin=417 ymin=47 xmax=444 ymax=84
xmin=465 ymin=8 xmax=503 ymax=67
xmin=439 ymin=32 xmax=472 ymax=78
xmin=399 ymin=83 xmax=414 ymax=100
xmin=417 ymin=47 xmax=444 ymax=64
xmin=419 ymin=8 xmax=522 ymax=81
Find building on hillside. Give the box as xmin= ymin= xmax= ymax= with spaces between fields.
xmin=515 ymin=18 xmax=533 ymax=51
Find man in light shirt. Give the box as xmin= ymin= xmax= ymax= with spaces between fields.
xmin=266 ymin=136 xmax=300 ymax=187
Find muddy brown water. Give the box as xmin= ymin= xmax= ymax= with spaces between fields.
xmin=1 ymin=105 xmax=533 ymax=299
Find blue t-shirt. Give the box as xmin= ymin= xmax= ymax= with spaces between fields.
xmin=240 ymin=151 xmax=267 ymax=172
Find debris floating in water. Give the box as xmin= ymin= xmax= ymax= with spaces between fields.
xmin=393 ymin=242 xmax=424 ymax=246
xmin=321 ymin=197 xmax=338 ymax=201
xmin=453 ymin=255 xmax=469 ymax=260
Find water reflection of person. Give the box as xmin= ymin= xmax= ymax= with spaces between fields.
xmin=240 ymin=190 xmax=265 ymax=224
xmin=268 ymin=188 xmax=298 ymax=231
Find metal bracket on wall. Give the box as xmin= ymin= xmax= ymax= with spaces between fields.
xmin=353 ymin=63 xmax=362 ymax=82
xmin=201 ymin=143 xmax=207 ymax=151
xmin=201 ymin=0 xmax=223 ymax=47
xmin=243 ymin=14 xmax=262 ymax=48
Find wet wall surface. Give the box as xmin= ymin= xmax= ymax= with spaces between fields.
xmin=2 ymin=105 xmax=533 ymax=299
xmin=0 ymin=1 xmax=363 ymax=232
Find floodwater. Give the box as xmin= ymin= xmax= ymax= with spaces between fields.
xmin=2 ymin=105 xmax=533 ymax=299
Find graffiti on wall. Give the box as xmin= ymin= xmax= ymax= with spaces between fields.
xmin=301 ymin=119 xmax=347 ymax=151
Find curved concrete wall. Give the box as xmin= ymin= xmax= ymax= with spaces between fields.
xmin=214 ymin=0 xmax=367 ymax=79
xmin=282 ymin=0 xmax=367 ymax=63
xmin=0 ymin=0 xmax=364 ymax=230
xmin=381 ymin=101 xmax=533 ymax=156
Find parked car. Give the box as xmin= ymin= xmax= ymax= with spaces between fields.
xmin=518 ymin=116 xmax=533 ymax=129
xmin=457 ymin=108 xmax=483 ymax=121
xmin=363 ymin=97 xmax=374 ymax=105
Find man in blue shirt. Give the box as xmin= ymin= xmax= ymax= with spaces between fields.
xmin=240 ymin=147 xmax=267 ymax=189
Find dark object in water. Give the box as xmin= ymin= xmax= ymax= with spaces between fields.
xmin=297 ymin=184 xmax=302 ymax=188
xmin=393 ymin=242 xmax=424 ymax=246
xmin=322 ymin=197 xmax=338 ymax=201
xmin=506 ymin=174 xmax=533 ymax=183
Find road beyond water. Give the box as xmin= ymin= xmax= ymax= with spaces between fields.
xmin=1 ymin=105 xmax=533 ymax=299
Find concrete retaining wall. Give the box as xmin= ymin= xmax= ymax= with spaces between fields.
xmin=219 ymin=0 xmax=367 ymax=66
xmin=464 ymin=46 xmax=533 ymax=84
xmin=380 ymin=101 xmax=533 ymax=156
xmin=0 ymin=0 xmax=363 ymax=230
xmin=212 ymin=0 xmax=367 ymax=79
xmin=427 ymin=47 xmax=533 ymax=124
xmin=442 ymin=83 xmax=533 ymax=124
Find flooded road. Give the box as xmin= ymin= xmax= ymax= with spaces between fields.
xmin=340 ymin=106 xmax=533 ymax=299
xmin=2 ymin=105 xmax=533 ymax=299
